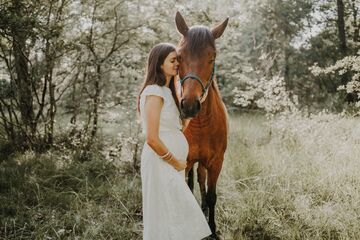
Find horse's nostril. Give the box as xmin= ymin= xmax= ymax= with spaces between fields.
xmin=196 ymin=100 xmax=201 ymax=112
xmin=180 ymin=99 xmax=185 ymax=109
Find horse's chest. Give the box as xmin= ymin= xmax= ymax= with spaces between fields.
xmin=185 ymin=124 xmax=227 ymax=161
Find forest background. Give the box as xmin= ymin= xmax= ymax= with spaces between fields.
xmin=1 ymin=0 xmax=360 ymax=239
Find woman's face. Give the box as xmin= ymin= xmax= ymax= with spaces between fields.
xmin=161 ymin=51 xmax=179 ymax=77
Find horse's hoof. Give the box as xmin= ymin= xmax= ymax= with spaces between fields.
xmin=204 ymin=233 xmax=220 ymax=240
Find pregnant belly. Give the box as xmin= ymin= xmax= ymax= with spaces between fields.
xmin=159 ymin=131 xmax=189 ymax=161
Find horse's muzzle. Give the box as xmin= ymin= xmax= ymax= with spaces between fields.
xmin=180 ymin=98 xmax=201 ymax=119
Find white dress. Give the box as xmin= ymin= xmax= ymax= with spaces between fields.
xmin=140 ymin=84 xmax=212 ymax=240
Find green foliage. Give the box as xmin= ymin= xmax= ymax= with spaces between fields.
xmin=0 ymin=1 xmax=38 ymax=38
xmin=222 ymin=0 xmax=359 ymax=111
xmin=0 ymin=79 xmax=15 ymax=99
xmin=311 ymin=53 xmax=360 ymax=111
xmin=0 ymin=139 xmax=142 ymax=239
xmin=0 ymin=0 xmax=359 ymax=152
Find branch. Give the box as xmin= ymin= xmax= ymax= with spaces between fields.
xmin=0 ymin=42 xmax=15 ymax=82
xmin=55 ymin=67 xmax=80 ymax=102
xmin=87 ymin=1 xmax=99 ymax=60
xmin=102 ymin=38 xmax=130 ymax=63
xmin=0 ymin=106 xmax=25 ymax=131
xmin=55 ymin=58 xmax=79 ymax=87
xmin=0 ymin=102 xmax=11 ymax=137
xmin=80 ymin=66 xmax=95 ymax=99
xmin=9 ymin=98 xmax=20 ymax=126
xmin=34 ymin=74 xmax=48 ymax=124
xmin=30 ymin=64 xmax=43 ymax=106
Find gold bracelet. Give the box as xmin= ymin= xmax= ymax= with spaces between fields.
xmin=166 ymin=155 xmax=174 ymax=164
xmin=160 ymin=151 xmax=170 ymax=159
xmin=163 ymin=153 xmax=173 ymax=161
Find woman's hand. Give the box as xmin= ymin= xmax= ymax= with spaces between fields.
xmin=170 ymin=158 xmax=187 ymax=171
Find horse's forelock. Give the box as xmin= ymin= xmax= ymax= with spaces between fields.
xmin=181 ymin=26 xmax=215 ymax=57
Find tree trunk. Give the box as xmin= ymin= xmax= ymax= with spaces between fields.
xmin=90 ymin=64 xmax=101 ymax=140
xmin=11 ymin=0 xmax=36 ymax=146
xmin=351 ymin=0 xmax=359 ymax=43
xmin=284 ymin=36 xmax=291 ymax=90
xmin=337 ymin=0 xmax=347 ymax=56
xmin=70 ymin=70 xmax=80 ymax=125
xmin=48 ymin=80 xmax=56 ymax=145
xmin=337 ymin=0 xmax=355 ymax=102
xmin=44 ymin=35 xmax=55 ymax=145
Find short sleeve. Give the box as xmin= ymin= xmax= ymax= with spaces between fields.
xmin=141 ymin=85 xmax=165 ymax=99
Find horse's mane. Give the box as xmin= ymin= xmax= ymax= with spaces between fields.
xmin=211 ymin=77 xmax=222 ymax=98
xmin=180 ymin=26 xmax=215 ymax=57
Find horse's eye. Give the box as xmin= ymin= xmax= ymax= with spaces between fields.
xmin=177 ymin=56 xmax=182 ymax=62
xmin=209 ymin=59 xmax=215 ymax=64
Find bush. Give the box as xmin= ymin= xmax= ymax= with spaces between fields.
xmin=0 ymin=137 xmax=142 ymax=239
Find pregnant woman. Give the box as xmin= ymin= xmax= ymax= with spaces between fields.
xmin=137 ymin=43 xmax=211 ymax=240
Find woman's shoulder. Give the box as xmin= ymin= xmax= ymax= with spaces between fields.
xmin=141 ymin=84 xmax=165 ymax=99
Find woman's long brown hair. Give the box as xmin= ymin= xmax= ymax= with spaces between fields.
xmin=137 ymin=43 xmax=180 ymax=115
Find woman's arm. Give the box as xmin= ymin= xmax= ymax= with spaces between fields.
xmin=144 ymin=95 xmax=186 ymax=171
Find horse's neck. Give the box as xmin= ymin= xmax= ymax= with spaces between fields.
xmin=200 ymin=88 xmax=215 ymax=115
xmin=193 ymin=85 xmax=221 ymax=124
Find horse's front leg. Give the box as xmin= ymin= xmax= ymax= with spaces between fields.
xmin=197 ymin=162 xmax=208 ymax=217
xmin=185 ymin=160 xmax=194 ymax=192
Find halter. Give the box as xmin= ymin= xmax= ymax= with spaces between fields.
xmin=179 ymin=63 xmax=216 ymax=102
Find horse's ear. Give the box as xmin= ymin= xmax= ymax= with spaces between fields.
xmin=211 ymin=18 xmax=229 ymax=39
xmin=175 ymin=11 xmax=189 ymax=36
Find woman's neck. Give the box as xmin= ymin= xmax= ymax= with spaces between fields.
xmin=165 ymin=76 xmax=172 ymax=87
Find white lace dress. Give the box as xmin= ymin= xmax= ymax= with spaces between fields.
xmin=140 ymin=84 xmax=211 ymax=240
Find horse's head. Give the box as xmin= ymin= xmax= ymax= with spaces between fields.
xmin=175 ymin=11 xmax=228 ymax=119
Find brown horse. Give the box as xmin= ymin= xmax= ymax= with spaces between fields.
xmin=175 ymin=12 xmax=228 ymax=239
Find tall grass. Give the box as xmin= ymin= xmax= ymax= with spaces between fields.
xmin=217 ymin=112 xmax=360 ymax=239
xmin=1 ymin=112 xmax=360 ymax=239
xmin=0 ymin=135 xmax=143 ymax=239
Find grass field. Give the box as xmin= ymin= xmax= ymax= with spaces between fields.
xmin=1 ymin=111 xmax=360 ymax=239
xmin=217 ymin=112 xmax=360 ymax=239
